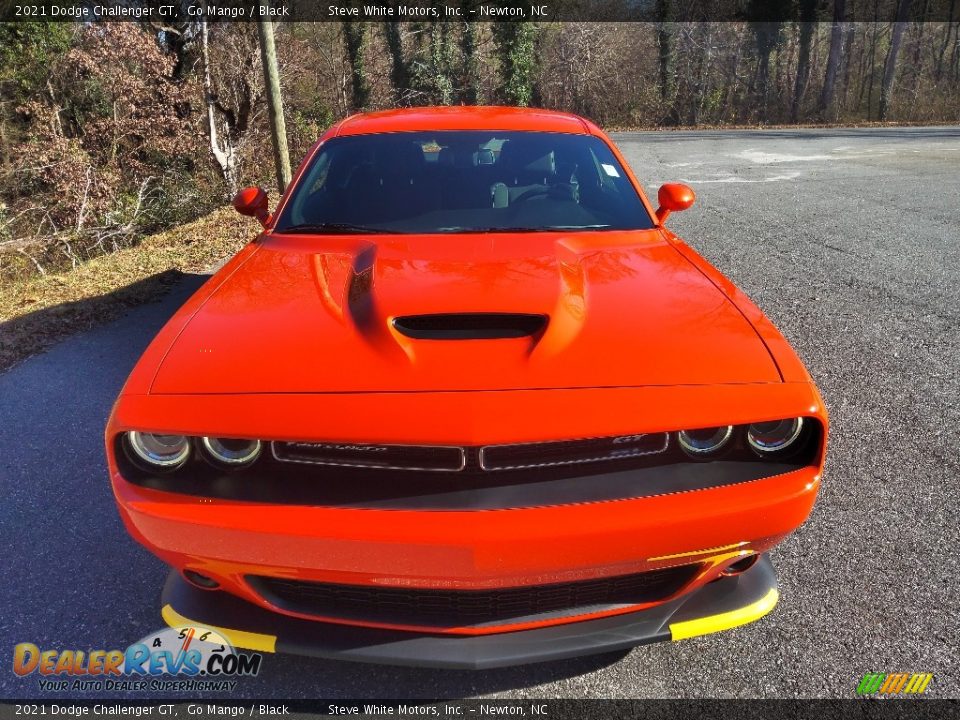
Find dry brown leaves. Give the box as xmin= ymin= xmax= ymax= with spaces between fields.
xmin=0 ymin=206 xmax=253 ymax=373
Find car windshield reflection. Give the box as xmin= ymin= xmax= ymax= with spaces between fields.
xmin=273 ymin=131 xmax=654 ymax=235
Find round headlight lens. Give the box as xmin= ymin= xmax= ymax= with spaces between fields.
xmin=678 ymin=426 xmax=733 ymax=456
xmin=747 ymin=418 xmax=804 ymax=454
xmin=202 ymin=437 xmax=262 ymax=467
xmin=125 ymin=431 xmax=190 ymax=470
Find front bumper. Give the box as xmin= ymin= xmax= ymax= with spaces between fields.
xmin=112 ymin=461 xmax=818 ymax=637
xmin=161 ymin=553 xmax=779 ymax=669
xmin=110 ymin=386 xmax=824 ymax=638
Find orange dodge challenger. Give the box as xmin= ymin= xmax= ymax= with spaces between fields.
xmin=106 ymin=107 xmax=827 ymax=668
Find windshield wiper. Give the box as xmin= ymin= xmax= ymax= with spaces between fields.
xmin=276 ymin=223 xmax=399 ymax=235
xmin=278 ymin=223 xmax=616 ymax=235
xmin=436 ymin=225 xmax=612 ymax=233
xmin=436 ymin=227 xmax=555 ymax=234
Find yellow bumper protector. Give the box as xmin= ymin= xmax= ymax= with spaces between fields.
xmin=161 ymin=604 xmax=277 ymax=653
xmin=669 ymin=588 xmax=779 ymax=641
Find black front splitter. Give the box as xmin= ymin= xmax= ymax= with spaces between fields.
xmin=160 ymin=555 xmax=778 ymax=670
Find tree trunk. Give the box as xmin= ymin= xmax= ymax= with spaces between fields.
xmin=749 ymin=22 xmax=783 ymax=121
xmin=792 ymin=2 xmax=818 ymax=123
xmin=819 ymin=0 xmax=847 ymax=118
xmin=0 ymin=111 xmax=9 ymax=173
xmin=383 ymin=23 xmax=409 ymax=105
xmin=201 ymin=19 xmax=236 ymax=190
xmin=864 ymin=8 xmax=882 ymax=118
xmin=754 ymin=40 xmax=772 ymax=119
xmin=909 ymin=0 xmax=930 ymax=100
xmin=428 ymin=20 xmax=455 ymax=105
xmin=656 ymin=0 xmax=675 ymax=121
xmin=935 ymin=0 xmax=957 ymax=79
xmin=342 ymin=22 xmax=370 ymax=111
xmin=839 ymin=23 xmax=856 ymax=112
xmin=460 ymin=19 xmax=481 ymax=104
xmin=879 ymin=0 xmax=914 ymax=121
xmin=656 ymin=23 xmax=673 ymax=102
xmin=258 ymin=17 xmax=292 ymax=192
xmin=953 ymin=21 xmax=960 ymax=81
xmin=693 ymin=24 xmax=716 ymax=124
xmin=723 ymin=29 xmax=746 ymax=124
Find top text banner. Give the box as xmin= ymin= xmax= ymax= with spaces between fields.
xmin=2 ymin=0 xmax=955 ymax=23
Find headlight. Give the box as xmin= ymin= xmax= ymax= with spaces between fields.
xmin=747 ymin=418 xmax=804 ymax=455
xmin=201 ymin=437 xmax=262 ymax=468
xmin=124 ymin=432 xmax=190 ymax=471
xmin=677 ymin=426 xmax=733 ymax=457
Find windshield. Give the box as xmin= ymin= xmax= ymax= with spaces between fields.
xmin=274 ymin=131 xmax=654 ymax=234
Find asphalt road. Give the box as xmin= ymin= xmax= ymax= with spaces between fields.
xmin=1 ymin=126 xmax=958 ymax=700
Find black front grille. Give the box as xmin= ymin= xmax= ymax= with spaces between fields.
xmin=480 ymin=433 xmax=669 ymax=471
xmin=248 ymin=564 xmax=699 ymax=628
xmin=271 ymin=434 xmax=670 ymax=474
xmin=272 ymin=441 xmax=464 ymax=471
xmin=393 ymin=313 xmax=548 ymax=340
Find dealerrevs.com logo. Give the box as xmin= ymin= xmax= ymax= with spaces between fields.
xmin=13 ymin=625 xmax=262 ymax=692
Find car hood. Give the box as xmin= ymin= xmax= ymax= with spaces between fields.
xmin=150 ymin=230 xmax=781 ymax=394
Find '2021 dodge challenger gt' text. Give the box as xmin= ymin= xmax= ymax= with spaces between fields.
xmin=106 ymin=107 xmax=827 ymax=668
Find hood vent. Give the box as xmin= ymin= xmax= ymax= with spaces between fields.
xmin=393 ymin=313 xmax=548 ymax=340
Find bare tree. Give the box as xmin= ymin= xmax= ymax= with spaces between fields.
xmin=656 ymin=0 xmax=676 ymax=121
xmin=383 ymin=23 xmax=410 ymax=105
xmin=407 ymin=20 xmax=458 ymax=105
xmin=460 ymin=17 xmax=482 ymax=104
xmin=863 ymin=13 xmax=884 ymax=117
xmin=952 ymin=20 xmax=960 ymax=80
xmin=936 ymin=0 xmax=958 ymax=79
xmin=839 ymin=22 xmax=857 ymax=109
xmin=201 ymin=19 xmax=236 ymax=190
xmin=879 ymin=0 xmax=915 ymax=120
xmin=748 ymin=21 xmax=783 ymax=119
xmin=343 ymin=22 xmax=370 ymax=110
xmin=791 ymin=0 xmax=819 ymax=122
xmin=819 ymin=0 xmax=847 ymax=118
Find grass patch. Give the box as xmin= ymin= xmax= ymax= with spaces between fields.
xmin=0 ymin=206 xmax=252 ymax=373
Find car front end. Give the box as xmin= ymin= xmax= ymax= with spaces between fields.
xmin=108 ymin=379 xmax=825 ymax=667
xmin=106 ymin=107 xmax=827 ymax=668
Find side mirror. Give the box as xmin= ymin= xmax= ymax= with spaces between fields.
xmin=655 ymin=183 xmax=695 ymax=224
xmin=233 ymin=186 xmax=270 ymax=228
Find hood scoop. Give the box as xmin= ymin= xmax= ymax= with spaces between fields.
xmin=393 ymin=313 xmax=549 ymax=340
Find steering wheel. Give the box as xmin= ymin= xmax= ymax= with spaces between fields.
xmin=510 ymin=187 xmax=553 ymax=204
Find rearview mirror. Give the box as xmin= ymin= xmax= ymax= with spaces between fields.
xmin=655 ymin=183 xmax=695 ymax=224
xmin=233 ymin=186 xmax=270 ymax=228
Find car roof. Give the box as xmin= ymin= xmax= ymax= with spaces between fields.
xmin=333 ymin=106 xmax=594 ymax=137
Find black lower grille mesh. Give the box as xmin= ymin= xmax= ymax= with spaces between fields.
xmin=249 ymin=564 xmax=699 ymax=628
